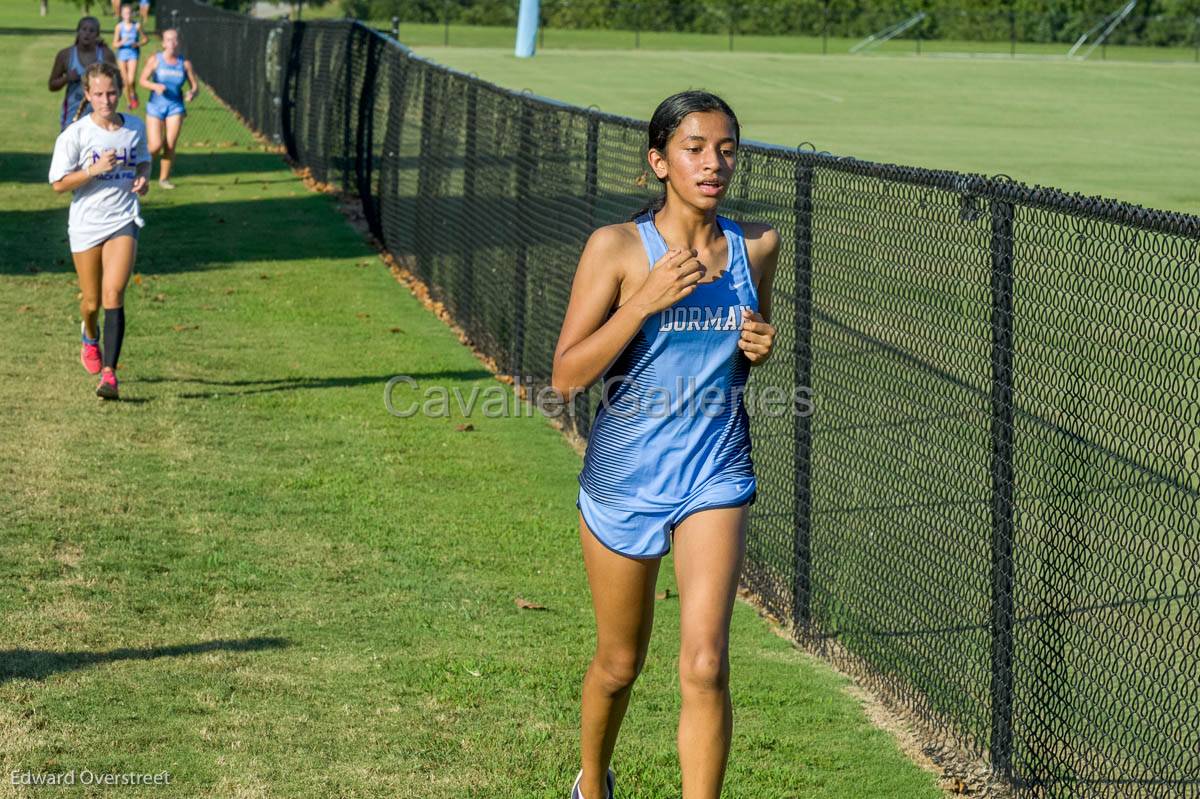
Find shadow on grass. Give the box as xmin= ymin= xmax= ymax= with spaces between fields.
xmin=138 ymin=369 xmax=495 ymax=398
xmin=3 ymin=195 xmax=363 ymax=276
xmin=0 ymin=150 xmax=285 ymax=185
xmin=0 ymin=636 xmax=290 ymax=683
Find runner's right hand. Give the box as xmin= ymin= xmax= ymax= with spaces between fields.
xmin=92 ymin=149 xmax=118 ymax=175
xmin=630 ymin=248 xmax=706 ymax=316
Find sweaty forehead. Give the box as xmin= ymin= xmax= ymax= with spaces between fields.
xmin=672 ymin=111 xmax=737 ymax=143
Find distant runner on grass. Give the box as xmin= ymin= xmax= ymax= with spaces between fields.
xmin=48 ymin=16 xmax=116 ymax=131
xmin=139 ymin=27 xmax=198 ymax=190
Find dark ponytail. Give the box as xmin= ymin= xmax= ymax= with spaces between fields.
xmin=630 ymin=90 xmax=740 ymax=221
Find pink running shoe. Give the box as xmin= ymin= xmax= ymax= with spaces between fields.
xmin=80 ymin=326 xmax=102 ymax=374
xmin=96 ymin=369 xmax=119 ymax=400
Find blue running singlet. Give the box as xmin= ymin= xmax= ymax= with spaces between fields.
xmin=116 ymin=22 xmax=140 ymax=62
xmin=146 ymin=52 xmax=187 ymax=119
xmin=576 ymin=212 xmax=759 ymax=559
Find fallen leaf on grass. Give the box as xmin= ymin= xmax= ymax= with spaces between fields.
xmin=172 ymin=324 xmax=198 ymax=333
xmin=17 ymin=305 xmax=32 ymax=313
xmin=259 ymin=274 xmax=270 ymax=280
xmin=464 ymin=666 xmax=482 ymax=677
xmin=656 ymin=589 xmax=672 ymax=601
xmin=389 ymin=327 xmax=403 ymax=334
xmin=200 ymin=304 xmax=216 ymax=311
xmin=455 ymin=423 xmax=474 ymax=432
xmin=515 ymin=598 xmax=547 ymax=611
xmin=225 ymin=288 xmax=236 ymax=295
xmin=152 ymin=293 xmax=166 ymax=303
xmin=133 ymin=274 xmax=143 ymax=286
xmin=356 ymin=312 xmax=370 ymax=319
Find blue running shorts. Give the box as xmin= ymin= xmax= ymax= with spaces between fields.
xmin=146 ymin=95 xmax=185 ymax=119
xmin=578 ymin=474 xmax=756 ymax=559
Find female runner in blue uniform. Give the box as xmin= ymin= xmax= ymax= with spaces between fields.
xmin=48 ymin=17 xmax=115 ymax=131
xmin=112 ymin=3 xmax=147 ymax=110
xmin=552 ymin=91 xmax=779 ymax=799
xmin=138 ymin=28 xmax=198 ymax=189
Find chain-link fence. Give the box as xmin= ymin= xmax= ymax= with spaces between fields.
xmin=159 ymin=1 xmax=1200 ymax=795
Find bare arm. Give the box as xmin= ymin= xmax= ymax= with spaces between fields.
xmin=48 ymin=49 xmax=70 ymax=92
xmin=51 ymin=149 xmax=117 ymax=194
xmin=139 ymin=54 xmax=164 ymax=94
xmin=137 ymin=26 xmax=149 ymax=48
xmin=739 ymin=223 xmax=781 ymax=367
xmin=552 ymin=225 xmax=706 ymax=399
xmin=183 ymin=59 xmax=200 ymax=100
xmin=113 ymin=24 xmax=125 ymax=49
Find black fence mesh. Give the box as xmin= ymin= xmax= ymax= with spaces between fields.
xmin=160 ymin=2 xmax=1200 ymax=795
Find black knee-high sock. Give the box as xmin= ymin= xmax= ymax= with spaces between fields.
xmin=102 ymin=306 xmax=125 ymax=370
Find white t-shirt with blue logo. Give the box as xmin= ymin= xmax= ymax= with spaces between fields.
xmin=49 ymin=113 xmax=150 ymax=252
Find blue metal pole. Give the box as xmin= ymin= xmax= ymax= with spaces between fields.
xmin=515 ymin=0 xmax=540 ymax=57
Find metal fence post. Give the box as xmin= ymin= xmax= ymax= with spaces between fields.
xmin=415 ymin=70 xmax=437 ymax=276
xmin=510 ymin=105 xmax=535 ymax=379
xmin=460 ymin=83 xmax=479 ymax=337
xmin=443 ymin=0 xmax=450 ymax=46
xmin=281 ymin=20 xmax=306 ymax=159
xmin=792 ymin=158 xmax=815 ymax=633
xmin=355 ymin=29 xmax=382 ymax=239
xmin=1010 ymin=9 xmax=1016 ymax=58
xmin=989 ymin=197 xmax=1017 ymax=781
xmin=391 ymin=15 xmax=399 ymax=39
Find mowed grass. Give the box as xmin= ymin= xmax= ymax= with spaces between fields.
xmin=410 ymin=45 xmax=1200 ymax=216
xmin=0 ymin=30 xmax=946 ymax=799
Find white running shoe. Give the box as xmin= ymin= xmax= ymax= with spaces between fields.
xmin=570 ymin=768 xmax=615 ymax=799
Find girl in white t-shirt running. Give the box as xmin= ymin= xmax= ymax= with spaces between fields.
xmin=49 ymin=61 xmax=150 ymax=401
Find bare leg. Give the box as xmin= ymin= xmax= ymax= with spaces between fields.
xmin=72 ymin=246 xmax=103 ymax=339
xmin=100 ymin=233 xmax=136 ymax=309
xmin=160 ymin=112 xmax=184 ymax=183
xmin=121 ymin=59 xmax=138 ymax=104
xmin=579 ymin=515 xmax=660 ymax=799
xmin=146 ymin=113 xmax=164 ymax=168
xmin=673 ymin=504 xmax=748 ymax=799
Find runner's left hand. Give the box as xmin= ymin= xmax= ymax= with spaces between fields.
xmin=738 ymin=308 xmax=775 ymax=365
xmin=131 ymin=175 xmax=148 ymax=196
xmin=185 ymin=89 xmax=196 ymax=102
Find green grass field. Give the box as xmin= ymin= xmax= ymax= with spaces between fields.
xmin=409 ymin=44 xmax=1200 ymax=216
xmin=0 ymin=27 xmax=949 ymax=799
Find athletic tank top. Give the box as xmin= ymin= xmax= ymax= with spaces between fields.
xmin=578 ymin=212 xmax=759 ymax=508
xmin=61 ymin=47 xmax=87 ymax=129
xmin=153 ymin=53 xmax=187 ymax=101
xmin=118 ymin=22 xmax=139 ymax=53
